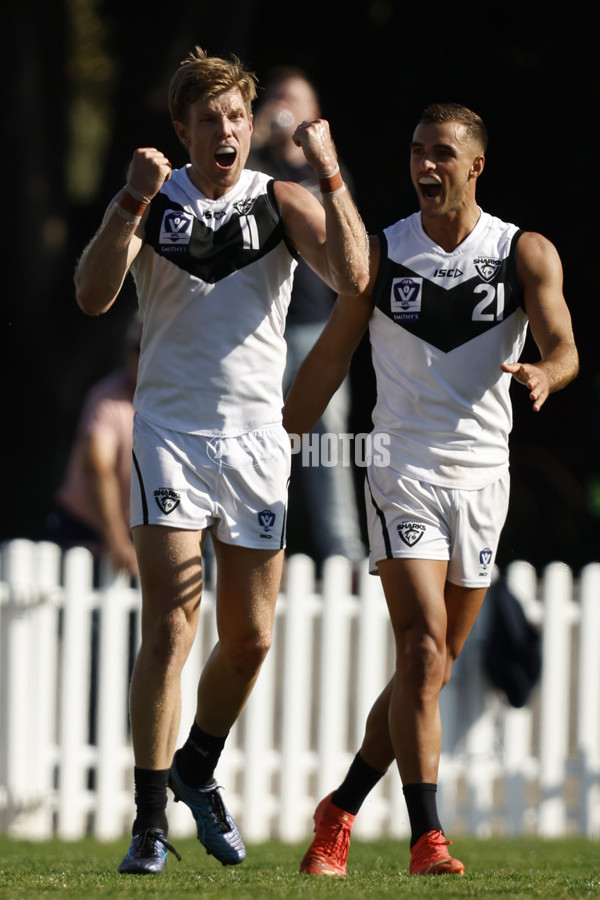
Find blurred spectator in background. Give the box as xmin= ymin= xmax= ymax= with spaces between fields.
xmin=248 ymin=67 xmax=365 ymax=570
xmin=46 ymin=313 xmax=141 ymax=578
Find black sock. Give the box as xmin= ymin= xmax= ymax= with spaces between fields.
xmin=331 ymin=752 xmax=386 ymax=815
xmin=174 ymin=723 xmax=227 ymax=787
xmin=402 ymin=782 xmax=443 ymax=846
xmin=132 ymin=767 xmax=170 ymax=834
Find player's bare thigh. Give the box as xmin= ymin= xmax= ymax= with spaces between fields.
xmin=377 ymin=557 xmax=486 ymax=665
xmin=132 ymin=524 xmax=205 ymax=626
xmin=377 ymin=557 xmax=448 ymax=640
xmin=211 ymin=536 xmax=284 ymax=644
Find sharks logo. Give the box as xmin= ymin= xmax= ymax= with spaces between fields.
xmin=474 ymin=257 xmax=501 ymax=282
xmin=154 ymin=488 xmax=181 ymax=515
xmin=233 ymin=197 xmax=257 ymax=216
xmin=397 ymin=521 xmax=425 ymax=547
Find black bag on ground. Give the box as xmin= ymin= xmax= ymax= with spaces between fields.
xmin=482 ymin=579 xmax=542 ymax=708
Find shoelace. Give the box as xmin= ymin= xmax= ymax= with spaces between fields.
xmin=205 ymin=787 xmax=233 ymax=834
xmin=411 ymin=831 xmax=452 ymax=866
xmin=137 ymin=828 xmax=182 ymax=862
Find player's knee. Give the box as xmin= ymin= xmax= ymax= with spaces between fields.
xmin=223 ymin=629 xmax=272 ymax=676
xmin=399 ymin=632 xmax=445 ymax=698
xmin=142 ymin=607 xmax=196 ymax=672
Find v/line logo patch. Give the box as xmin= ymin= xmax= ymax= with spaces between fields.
xmin=159 ymin=210 xmax=194 ymax=245
xmin=390 ymin=277 xmax=422 ymax=322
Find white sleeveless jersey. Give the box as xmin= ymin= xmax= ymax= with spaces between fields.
xmin=369 ymin=210 xmax=529 ymax=488
xmin=130 ymin=166 xmax=297 ymax=436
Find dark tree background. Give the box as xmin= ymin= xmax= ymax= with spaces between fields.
xmin=3 ymin=1 xmax=598 ymax=573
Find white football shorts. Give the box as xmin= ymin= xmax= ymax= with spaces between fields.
xmin=131 ymin=415 xmax=291 ymax=549
xmin=365 ymin=464 xmax=510 ymax=587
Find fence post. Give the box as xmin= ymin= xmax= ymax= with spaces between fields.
xmin=1 ymin=539 xmax=37 ymax=835
xmin=316 ymin=557 xmax=353 ymax=798
xmin=538 ymin=562 xmax=574 ymax=836
xmin=503 ymin=560 xmax=540 ymax=834
xmin=278 ymin=555 xmax=315 ymax=840
xmin=577 ymin=562 xmax=600 ymax=837
xmin=57 ymin=547 xmax=95 ymax=839
xmin=95 ymin=564 xmax=138 ymax=839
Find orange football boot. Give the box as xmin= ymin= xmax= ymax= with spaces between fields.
xmin=409 ymin=829 xmax=465 ymax=875
xmin=299 ymin=793 xmax=356 ymax=876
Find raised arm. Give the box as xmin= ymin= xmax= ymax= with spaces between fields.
xmin=74 ymin=148 xmax=172 ymax=316
xmin=283 ymin=237 xmax=378 ymax=436
xmin=501 ymin=231 xmax=579 ymax=411
xmin=274 ymin=118 xmax=369 ymax=296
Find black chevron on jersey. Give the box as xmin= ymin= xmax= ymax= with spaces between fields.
xmin=373 ymin=230 xmax=523 ymax=353
xmin=143 ymin=180 xmax=286 ymax=284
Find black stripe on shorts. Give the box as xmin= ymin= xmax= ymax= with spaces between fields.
xmin=365 ymin=471 xmax=393 ymax=559
xmin=132 ymin=450 xmax=149 ymax=525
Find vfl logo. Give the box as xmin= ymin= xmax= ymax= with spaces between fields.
xmin=479 ymin=547 xmax=493 ymax=569
xmin=160 ymin=210 xmax=194 ymax=245
xmin=154 ymin=488 xmax=181 ymax=515
xmin=390 ymin=277 xmax=422 ymax=321
xmin=391 ymin=277 xmax=422 ymax=310
xmin=397 ymin=521 xmax=425 ymax=547
xmin=474 ymin=257 xmax=501 ymax=282
xmin=258 ymin=509 xmax=276 ymax=532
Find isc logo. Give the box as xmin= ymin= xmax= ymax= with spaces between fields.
xmin=433 ymin=268 xmax=463 ymax=278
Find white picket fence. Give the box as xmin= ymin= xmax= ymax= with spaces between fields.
xmin=0 ymin=538 xmax=599 ymax=843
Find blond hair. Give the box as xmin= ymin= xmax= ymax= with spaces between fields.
xmin=168 ymin=46 xmax=258 ymax=123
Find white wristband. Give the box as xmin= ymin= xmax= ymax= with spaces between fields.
xmin=116 ymin=205 xmax=142 ymax=225
xmin=124 ymin=184 xmax=151 ymax=204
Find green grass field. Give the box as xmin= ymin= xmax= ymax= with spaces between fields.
xmin=0 ymin=835 xmax=599 ymax=899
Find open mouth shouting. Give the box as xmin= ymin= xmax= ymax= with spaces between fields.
xmin=215 ymin=146 xmax=237 ymax=169
xmin=418 ymin=175 xmax=442 ymax=200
